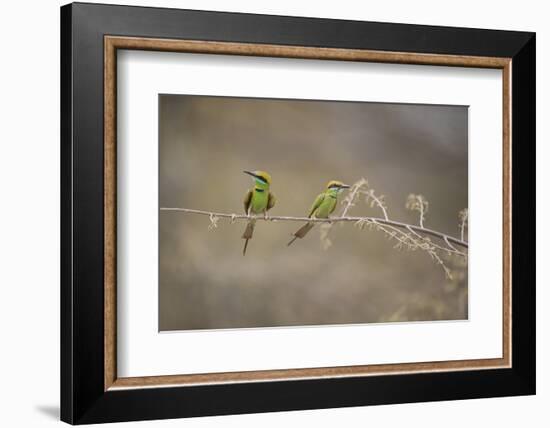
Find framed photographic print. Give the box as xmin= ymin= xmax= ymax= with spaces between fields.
xmin=60 ymin=2 xmax=535 ymax=424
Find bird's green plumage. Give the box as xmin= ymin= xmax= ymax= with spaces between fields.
xmin=242 ymin=170 xmax=276 ymax=255
xmin=308 ymin=189 xmax=338 ymax=219
xmin=244 ymin=188 xmax=270 ymax=214
xmin=288 ymin=181 xmax=349 ymax=246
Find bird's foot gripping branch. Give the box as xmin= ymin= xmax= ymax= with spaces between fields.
xmin=161 ymin=178 xmax=468 ymax=279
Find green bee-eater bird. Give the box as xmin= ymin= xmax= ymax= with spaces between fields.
xmin=287 ymin=180 xmax=350 ymax=246
xmin=242 ymin=170 xmax=276 ymax=255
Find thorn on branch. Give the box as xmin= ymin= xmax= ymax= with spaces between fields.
xmin=406 ymin=194 xmax=429 ymax=228
xmin=208 ymin=213 xmax=220 ymax=230
xmin=354 ymin=218 xmax=370 ymax=230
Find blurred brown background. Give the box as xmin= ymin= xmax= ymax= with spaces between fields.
xmin=159 ymin=95 xmax=468 ymax=331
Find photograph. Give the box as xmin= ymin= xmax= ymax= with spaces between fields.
xmin=159 ymin=94 xmax=469 ymax=331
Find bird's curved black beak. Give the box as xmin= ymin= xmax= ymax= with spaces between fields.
xmin=341 ymin=184 xmax=351 ymax=189
xmin=243 ymin=170 xmax=256 ymax=178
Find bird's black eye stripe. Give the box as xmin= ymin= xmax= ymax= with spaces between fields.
xmin=255 ymin=176 xmax=268 ymax=184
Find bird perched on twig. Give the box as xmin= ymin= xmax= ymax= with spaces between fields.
xmin=242 ymin=170 xmax=276 ymax=255
xmin=287 ymin=180 xmax=350 ymax=246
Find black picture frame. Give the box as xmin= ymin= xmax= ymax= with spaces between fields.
xmin=61 ymin=2 xmax=535 ymax=424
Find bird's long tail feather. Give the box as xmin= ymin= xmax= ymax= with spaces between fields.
xmin=287 ymin=222 xmax=314 ymax=246
xmin=242 ymin=219 xmax=256 ymax=256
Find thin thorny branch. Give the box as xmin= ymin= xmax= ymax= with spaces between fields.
xmin=160 ymin=178 xmax=468 ymax=279
xmin=340 ymin=178 xmax=367 ymax=218
xmin=159 ymin=209 xmax=468 ymax=249
xmin=406 ymin=194 xmax=428 ymax=229
xmin=351 ymin=181 xmax=461 ymax=278
xmin=362 ymin=189 xmax=389 ymax=221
